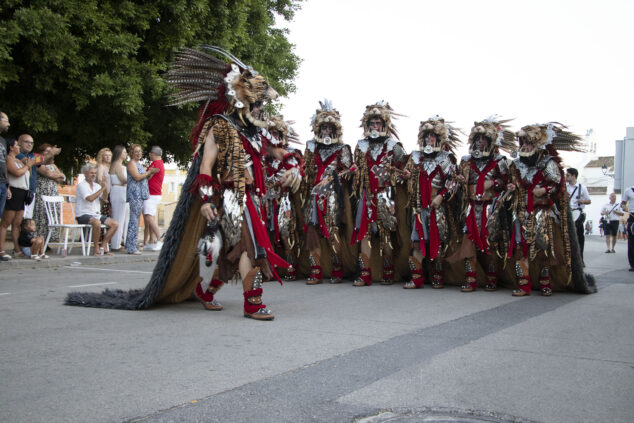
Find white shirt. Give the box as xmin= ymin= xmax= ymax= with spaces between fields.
xmin=622 ymin=186 xmax=634 ymax=213
xmin=601 ymin=201 xmax=622 ymax=221
xmin=567 ymin=182 xmax=590 ymax=210
xmin=75 ymin=180 xmax=102 ymax=218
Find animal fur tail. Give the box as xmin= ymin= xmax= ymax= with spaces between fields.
xmin=64 ymin=156 xmax=203 ymax=309
xmin=566 ymin=205 xmax=597 ymax=294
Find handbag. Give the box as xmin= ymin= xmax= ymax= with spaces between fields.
xmin=25 ymin=190 xmax=34 ymax=205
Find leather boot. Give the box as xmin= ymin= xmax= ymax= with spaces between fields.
xmin=512 ymin=261 xmax=531 ymax=297
xmin=242 ymin=267 xmax=274 ymax=320
xmin=461 ymin=258 xmax=477 ymax=292
xmin=353 ymin=253 xmax=372 ymax=286
xmin=381 ymin=256 xmax=394 ymax=285
xmin=330 ymin=254 xmax=344 ymax=284
xmin=193 ymin=277 xmax=224 ymax=311
xmin=404 ymin=256 xmax=424 ymax=289
xmin=306 ymin=252 xmax=322 ymax=285
xmin=284 ymin=250 xmax=297 ymax=281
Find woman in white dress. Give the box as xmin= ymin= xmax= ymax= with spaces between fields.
xmin=108 ymin=145 xmax=130 ymax=251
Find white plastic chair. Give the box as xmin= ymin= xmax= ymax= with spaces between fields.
xmin=41 ymin=195 xmax=93 ymax=256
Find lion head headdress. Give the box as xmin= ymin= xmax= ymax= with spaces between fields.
xmin=311 ymin=99 xmax=343 ymax=145
xmin=516 ymin=122 xmax=584 ymax=159
xmin=417 ymin=115 xmax=461 ymax=154
xmin=468 ymin=116 xmax=515 ymax=158
xmin=360 ymin=101 xmax=400 ymax=140
xmin=268 ymin=115 xmax=299 ymax=147
xmin=166 ymin=46 xmax=279 ymax=151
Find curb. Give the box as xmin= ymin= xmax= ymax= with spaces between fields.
xmin=0 ymin=251 xmax=160 ymax=271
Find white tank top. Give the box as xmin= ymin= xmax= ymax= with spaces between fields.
xmin=110 ymin=168 xmax=127 ymax=186
xmin=8 ymin=158 xmax=30 ymax=190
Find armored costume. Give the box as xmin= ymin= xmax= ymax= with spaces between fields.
xmin=450 ymin=117 xmax=514 ymax=292
xmin=302 ymin=100 xmax=355 ymax=284
xmin=506 ymin=123 xmax=595 ymax=296
xmin=404 ymin=116 xmax=460 ymax=289
xmin=263 ymin=116 xmax=303 ymax=280
xmin=351 ymin=102 xmax=407 ymax=286
xmin=66 ymin=46 xmax=296 ymax=320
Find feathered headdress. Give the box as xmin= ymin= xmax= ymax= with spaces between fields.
xmin=360 ymin=101 xmax=401 ymax=140
xmin=417 ymin=115 xmax=461 ymax=154
xmin=468 ymin=115 xmax=515 ymax=157
xmin=516 ymin=122 xmax=584 ymax=157
xmin=311 ymin=99 xmax=343 ymax=145
xmin=166 ymin=46 xmax=278 ymax=151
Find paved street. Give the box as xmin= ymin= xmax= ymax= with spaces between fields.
xmin=1 ymin=235 xmax=632 ymax=423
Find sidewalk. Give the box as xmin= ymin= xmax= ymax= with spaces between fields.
xmin=0 ymin=244 xmax=160 ymax=270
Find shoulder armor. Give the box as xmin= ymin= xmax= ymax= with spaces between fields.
xmin=340 ymin=144 xmax=353 ymax=168
xmin=543 ymin=159 xmax=561 ymax=184
xmin=356 ymin=139 xmax=370 ymax=153
xmin=496 ymin=156 xmax=509 ymax=174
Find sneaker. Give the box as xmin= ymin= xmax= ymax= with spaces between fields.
xmin=151 ymin=241 xmax=163 ymax=251
xmin=32 ymin=255 xmax=41 ymax=260
xmin=144 ymin=243 xmax=156 ymax=250
xmin=611 ymin=249 xmax=616 ymax=253
xmin=40 ymin=254 xmax=49 ymax=259
xmin=0 ymin=252 xmax=10 ymax=261
xmin=127 ymin=251 xmax=142 ymax=255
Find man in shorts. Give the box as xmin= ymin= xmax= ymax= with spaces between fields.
xmin=76 ymin=163 xmax=118 ymax=255
xmin=601 ymin=192 xmax=624 ymax=253
xmin=143 ymin=146 xmax=164 ymax=251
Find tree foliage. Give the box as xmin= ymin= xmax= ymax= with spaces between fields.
xmin=0 ymin=0 xmax=302 ymax=172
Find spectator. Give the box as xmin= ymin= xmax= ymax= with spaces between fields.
xmin=18 ymin=218 xmax=48 ymax=260
xmin=599 ymin=216 xmax=606 ymax=237
xmin=565 ymin=168 xmax=591 ymax=260
xmin=601 ymin=193 xmax=624 ymax=253
xmin=16 ymin=134 xmax=37 ymax=219
xmin=75 ymin=163 xmax=118 ymax=256
xmin=585 ymin=220 xmax=592 ymax=235
xmin=143 ymin=145 xmax=165 ymax=251
xmin=33 ymin=143 xmax=65 ymax=240
xmin=125 ymin=144 xmax=158 ymax=254
xmin=108 ymin=145 xmax=129 ymax=251
xmin=621 ymin=186 xmax=634 ymax=271
xmin=0 ymin=138 xmax=35 ymax=260
xmin=0 ymin=111 xmax=9 ymax=220
xmin=95 ymin=147 xmax=112 ymax=218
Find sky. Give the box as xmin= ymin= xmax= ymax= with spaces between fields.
xmin=278 ymin=0 xmax=634 ymax=166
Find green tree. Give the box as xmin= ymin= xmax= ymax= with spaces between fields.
xmin=0 ymin=0 xmax=301 ymax=172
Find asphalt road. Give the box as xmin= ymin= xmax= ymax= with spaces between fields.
xmin=1 ymin=235 xmax=632 ymax=423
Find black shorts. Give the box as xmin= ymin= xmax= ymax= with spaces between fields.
xmin=5 ymin=187 xmax=28 ymax=211
xmin=76 ymin=214 xmax=107 ymax=225
xmin=604 ymin=220 xmax=619 ymax=236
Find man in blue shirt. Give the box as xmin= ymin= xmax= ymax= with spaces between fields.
xmin=16 ymin=134 xmax=37 ymax=219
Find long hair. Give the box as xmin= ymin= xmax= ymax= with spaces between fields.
xmin=96 ymin=148 xmax=112 ymax=166
xmin=110 ymin=145 xmax=127 ymax=174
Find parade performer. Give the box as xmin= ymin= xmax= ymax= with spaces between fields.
xmin=66 ymin=46 xmax=299 ymax=320
xmin=350 ymin=101 xmax=407 ymax=286
xmin=404 ymin=116 xmax=460 ymax=289
xmin=301 ymin=100 xmax=356 ymax=285
xmin=450 ymin=117 xmax=515 ymax=292
xmin=263 ymin=116 xmax=303 ymax=280
xmin=505 ymin=122 xmax=596 ymax=296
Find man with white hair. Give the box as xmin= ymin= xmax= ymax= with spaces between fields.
xmin=75 ymin=163 xmax=119 ymax=255
xmin=143 ymin=145 xmax=165 ymax=251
